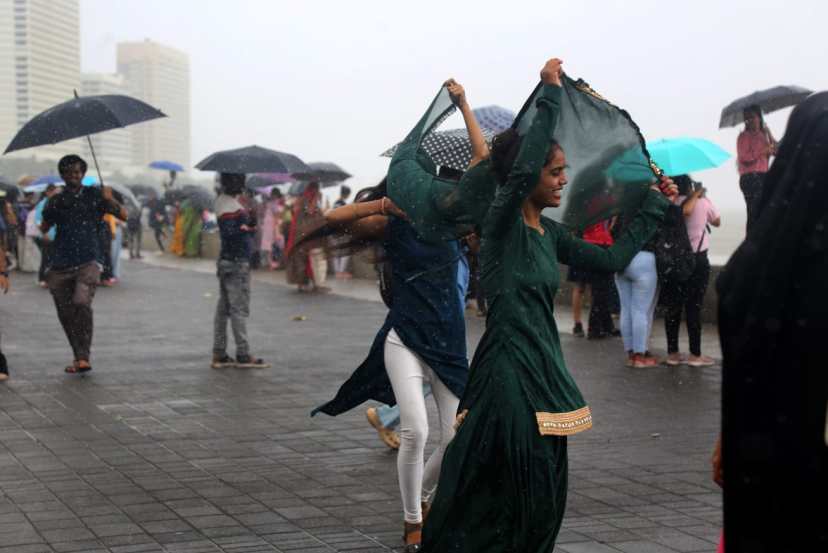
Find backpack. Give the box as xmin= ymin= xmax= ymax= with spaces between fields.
xmin=654 ymin=205 xmax=703 ymax=284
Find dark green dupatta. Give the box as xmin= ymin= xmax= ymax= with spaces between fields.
xmin=387 ymin=74 xmax=661 ymax=241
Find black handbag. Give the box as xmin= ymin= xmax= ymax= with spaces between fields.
xmin=655 ymin=205 xmax=705 ymax=284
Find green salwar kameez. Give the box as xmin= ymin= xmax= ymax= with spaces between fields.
xmin=421 ymin=85 xmax=669 ymax=552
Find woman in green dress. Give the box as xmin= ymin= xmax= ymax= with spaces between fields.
xmin=421 ymin=58 xmax=676 ymax=552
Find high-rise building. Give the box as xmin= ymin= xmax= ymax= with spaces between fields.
xmin=117 ymin=40 xmax=190 ymax=168
xmin=80 ymin=73 xmax=132 ymax=171
xmin=0 ymin=0 xmax=81 ymax=160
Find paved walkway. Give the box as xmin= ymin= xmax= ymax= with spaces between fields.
xmin=0 ymin=258 xmax=722 ymax=552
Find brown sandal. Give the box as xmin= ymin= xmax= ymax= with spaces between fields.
xmin=402 ymin=521 xmax=422 ymax=551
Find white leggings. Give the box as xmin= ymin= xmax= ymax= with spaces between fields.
xmin=384 ymin=328 xmax=459 ymax=523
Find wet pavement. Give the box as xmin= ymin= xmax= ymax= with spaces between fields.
xmin=0 ymin=259 xmax=722 ymax=552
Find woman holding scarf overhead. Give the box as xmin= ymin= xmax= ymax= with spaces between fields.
xmin=419 ymin=58 xmax=676 ymax=552
xmin=714 ymin=91 xmax=828 ymax=552
xmin=311 ymin=79 xmax=488 ymax=552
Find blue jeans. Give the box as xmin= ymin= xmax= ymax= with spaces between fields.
xmin=377 ymin=384 xmax=433 ymax=430
xmin=615 ymin=251 xmax=658 ymax=354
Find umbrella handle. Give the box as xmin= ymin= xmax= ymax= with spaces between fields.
xmin=73 ymin=89 xmax=105 ymax=188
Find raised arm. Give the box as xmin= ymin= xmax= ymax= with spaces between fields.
xmin=313 ymin=197 xmax=407 ymax=242
xmin=487 ymin=58 xmax=563 ymax=235
xmin=445 ymin=79 xmax=489 ymax=167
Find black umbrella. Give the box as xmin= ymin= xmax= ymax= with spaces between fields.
xmin=292 ymin=161 xmax=352 ymax=184
xmin=165 ymin=185 xmax=215 ymax=211
xmin=127 ymin=184 xmax=159 ymax=199
xmin=0 ymin=178 xmax=18 ymax=201
xmin=381 ymin=127 xmax=497 ymax=172
xmin=719 ymin=85 xmax=813 ymax=128
xmin=3 ymin=91 xmax=166 ymax=189
xmin=195 ymin=145 xmax=310 ymax=174
xmin=108 ymin=183 xmax=140 ymax=211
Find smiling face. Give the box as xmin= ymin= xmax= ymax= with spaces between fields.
xmin=60 ymin=162 xmax=85 ymax=189
xmin=529 ymin=145 xmax=568 ymax=209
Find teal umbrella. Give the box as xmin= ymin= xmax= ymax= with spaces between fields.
xmin=645 ymin=137 xmax=731 ymax=176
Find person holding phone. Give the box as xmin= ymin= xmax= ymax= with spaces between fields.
xmin=662 ymin=175 xmax=721 ymax=367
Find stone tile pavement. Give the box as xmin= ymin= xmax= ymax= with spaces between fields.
xmin=0 ymin=259 xmax=722 ymax=552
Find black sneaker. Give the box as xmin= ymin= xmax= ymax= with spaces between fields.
xmin=235 ymin=355 xmax=271 ymax=369
xmin=210 ymin=354 xmax=236 ymax=369
xmin=0 ymin=352 xmax=8 ymax=382
xmin=572 ymin=323 xmax=585 ymax=337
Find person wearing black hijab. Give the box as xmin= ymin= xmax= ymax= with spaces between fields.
xmin=715 ymin=91 xmax=828 ymax=552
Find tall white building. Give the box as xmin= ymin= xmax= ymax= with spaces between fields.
xmin=0 ymin=0 xmax=81 ymax=160
xmin=80 ymin=73 xmax=132 ymax=171
xmin=117 ymin=40 xmax=191 ymax=168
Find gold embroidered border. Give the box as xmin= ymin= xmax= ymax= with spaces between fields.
xmin=536 ymin=406 xmax=593 ymax=436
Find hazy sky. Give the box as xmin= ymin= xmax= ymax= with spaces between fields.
xmin=81 ymin=0 xmax=827 ymax=211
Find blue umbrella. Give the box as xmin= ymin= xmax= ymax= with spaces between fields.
xmin=31 ymin=174 xmax=64 ymax=186
xmin=24 ymin=182 xmax=64 ymax=194
xmin=149 ymin=160 xmax=184 ymax=172
xmin=646 ymin=137 xmax=731 ymax=177
xmin=24 ymin=175 xmax=65 ymax=194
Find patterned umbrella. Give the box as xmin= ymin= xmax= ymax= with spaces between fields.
xmin=472 ymin=105 xmax=516 ymax=133
xmin=381 ymin=127 xmax=496 ymax=172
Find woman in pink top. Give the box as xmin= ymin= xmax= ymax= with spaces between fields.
xmin=662 ymin=176 xmax=721 ymax=367
xmin=737 ymin=105 xmax=777 ymax=232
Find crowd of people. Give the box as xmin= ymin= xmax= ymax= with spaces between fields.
xmin=0 ymin=55 xmax=824 ymax=553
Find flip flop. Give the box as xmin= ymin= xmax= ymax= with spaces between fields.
xmin=65 ymin=363 xmax=92 ymax=374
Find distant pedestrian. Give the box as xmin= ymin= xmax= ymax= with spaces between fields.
xmin=40 ymin=155 xmax=127 ymax=374
xmin=32 ymin=184 xmax=59 ymax=286
xmin=259 ymin=188 xmax=285 ymax=270
xmin=582 ymin=218 xmax=620 ymax=339
xmin=285 ymin=182 xmax=329 ymax=293
xmin=147 ymin=196 xmax=167 ymax=252
xmin=661 ymin=176 xmax=720 ymax=367
xmin=332 ymin=185 xmax=352 ymax=279
xmin=211 ymin=173 xmax=270 ymax=370
xmin=0 ymin=238 xmax=9 ymax=381
xmin=614 ymin=225 xmax=660 ymax=368
xmin=127 ymin=203 xmax=143 ymax=259
xmin=737 ymin=105 xmax=776 ymax=232
xmin=107 ymin=214 xmax=125 ymax=282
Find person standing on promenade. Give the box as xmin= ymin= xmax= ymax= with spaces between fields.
xmin=33 ymin=184 xmax=59 ymax=287
xmin=211 ymin=173 xmax=270 ymax=370
xmin=0 ymin=238 xmax=10 ymax=381
xmin=661 ymin=175 xmax=720 ymax=367
xmin=285 ymin=182 xmax=329 ymax=292
xmin=737 ymin=105 xmax=776 ymax=232
xmin=332 ymin=185 xmax=353 ymax=279
xmin=147 ymin=196 xmax=168 ymax=252
xmin=40 ymin=155 xmax=126 ymax=374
